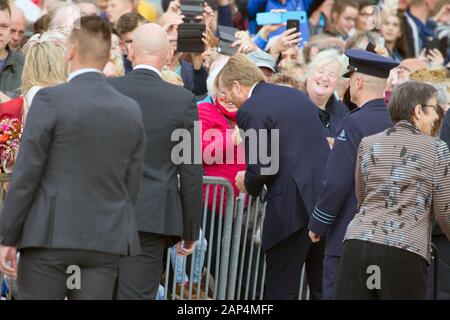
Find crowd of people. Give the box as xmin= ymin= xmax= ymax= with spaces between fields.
xmin=0 ymin=0 xmax=449 ymax=300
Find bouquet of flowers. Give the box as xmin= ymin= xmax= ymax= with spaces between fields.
xmin=0 ymin=118 xmax=22 ymax=173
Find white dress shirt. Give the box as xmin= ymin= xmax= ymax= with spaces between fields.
xmin=248 ymin=82 xmax=259 ymax=98
xmin=133 ymin=64 xmax=162 ymax=78
xmin=68 ymin=68 xmax=102 ymax=82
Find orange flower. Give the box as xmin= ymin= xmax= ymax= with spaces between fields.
xmin=1 ymin=134 xmax=9 ymax=143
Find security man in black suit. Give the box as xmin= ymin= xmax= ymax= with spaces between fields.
xmin=217 ymin=54 xmax=330 ymax=299
xmin=0 ymin=16 xmax=145 ymax=300
xmin=107 ymin=23 xmax=203 ymax=300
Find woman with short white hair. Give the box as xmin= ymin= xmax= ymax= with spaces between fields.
xmin=306 ymin=49 xmax=349 ymax=144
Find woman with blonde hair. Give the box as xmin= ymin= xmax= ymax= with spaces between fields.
xmin=21 ymin=30 xmax=68 ymax=121
xmin=161 ymin=69 xmax=184 ymax=87
xmin=0 ymin=30 xmax=67 ymax=127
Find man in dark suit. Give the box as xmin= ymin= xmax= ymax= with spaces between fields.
xmin=0 ymin=16 xmax=145 ymax=300
xmin=107 ymin=23 xmax=203 ymax=300
xmin=217 ymin=54 xmax=330 ymax=300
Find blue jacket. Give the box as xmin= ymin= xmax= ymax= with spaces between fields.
xmin=237 ymin=82 xmax=330 ymax=251
xmin=308 ymin=99 xmax=393 ymax=256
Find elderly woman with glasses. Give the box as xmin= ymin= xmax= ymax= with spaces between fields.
xmin=335 ymin=81 xmax=450 ymax=300
xmin=305 ymin=49 xmax=349 ymax=147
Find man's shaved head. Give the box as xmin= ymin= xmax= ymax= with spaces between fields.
xmin=130 ymin=23 xmax=169 ymax=67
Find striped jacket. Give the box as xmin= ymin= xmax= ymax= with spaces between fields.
xmin=345 ymin=120 xmax=450 ymax=262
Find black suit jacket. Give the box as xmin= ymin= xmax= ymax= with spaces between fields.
xmin=237 ymin=82 xmax=330 ymax=251
xmin=108 ymin=68 xmax=203 ymax=242
xmin=0 ymin=72 xmax=145 ymax=256
xmin=436 ymin=110 xmax=450 ymax=236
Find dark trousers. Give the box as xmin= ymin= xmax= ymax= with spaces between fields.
xmin=17 ymin=248 xmax=120 ymax=300
xmin=335 ymin=240 xmax=428 ymax=300
xmin=116 ymin=232 xmax=174 ymax=300
xmin=426 ymin=235 xmax=450 ymax=300
xmin=264 ymin=227 xmax=324 ymax=300
xmin=322 ymin=255 xmax=340 ymax=300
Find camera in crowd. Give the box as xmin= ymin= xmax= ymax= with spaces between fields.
xmin=217 ymin=25 xmax=239 ymax=56
xmin=177 ymin=22 xmax=206 ymax=53
xmin=425 ymin=36 xmax=448 ymax=57
xmin=176 ymin=0 xmax=206 ymax=53
xmin=180 ymin=0 xmax=204 ymax=23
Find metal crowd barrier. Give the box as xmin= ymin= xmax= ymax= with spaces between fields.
xmin=164 ymin=177 xmax=309 ymax=301
xmin=163 ymin=176 xmax=235 ymax=300
xmin=227 ymin=193 xmax=266 ymax=300
xmin=226 ymin=193 xmax=309 ymax=300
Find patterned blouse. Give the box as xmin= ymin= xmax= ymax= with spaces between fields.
xmin=345 ymin=121 xmax=450 ymax=262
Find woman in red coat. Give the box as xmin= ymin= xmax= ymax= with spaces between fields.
xmin=196 ymin=57 xmax=247 ymax=285
xmin=198 ymin=57 xmax=246 ymax=213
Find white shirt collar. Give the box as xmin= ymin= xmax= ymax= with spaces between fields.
xmin=68 ymin=68 xmax=102 ymax=81
xmin=248 ymin=82 xmax=259 ymax=99
xmin=133 ymin=64 xmax=162 ymax=77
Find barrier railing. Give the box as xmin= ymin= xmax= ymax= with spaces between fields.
xmin=226 ymin=192 xmax=310 ymax=300
xmin=228 ymin=193 xmax=266 ymax=300
xmin=163 ymin=176 xmax=235 ymax=300
xmin=164 ymin=180 xmax=310 ymax=301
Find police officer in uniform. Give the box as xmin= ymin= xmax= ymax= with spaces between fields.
xmin=307 ymin=49 xmax=399 ymax=300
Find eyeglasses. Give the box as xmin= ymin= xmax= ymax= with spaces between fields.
xmin=422 ymin=104 xmax=440 ymax=112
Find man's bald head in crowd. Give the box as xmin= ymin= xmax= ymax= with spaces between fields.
xmin=399 ymin=58 xmax=428 ymax=72
xmin=129 ymin=23 xmax=169 ymax=70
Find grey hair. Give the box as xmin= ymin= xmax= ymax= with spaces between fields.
xmin=307 ymin=49 xmax=348 ymax=82
xmin=434 ymin=83 xmax=449 ymax=108
xmin=207 ymin=56 xmax=230 ymax=98
xmin=389 ymin=81 xmax=437 ymax=123
xmin=49 ymin=4 xmax=82 ymax=31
